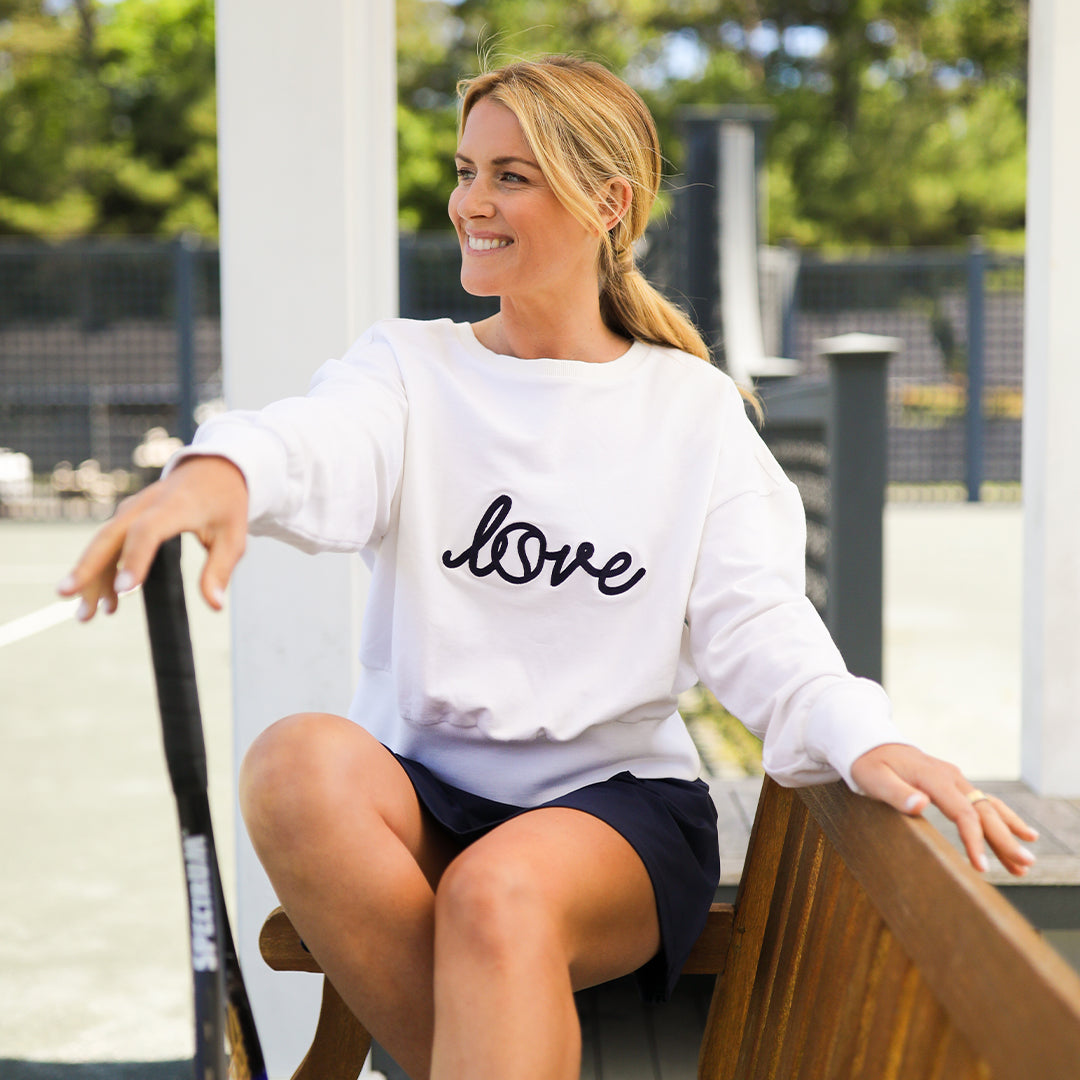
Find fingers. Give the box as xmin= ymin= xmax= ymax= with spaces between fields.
xmin=968 ymin=794 xmax=1038 ymax=877
xmin=989 ymin=793 xmax=1040 ymax=843
xmin=58 ymin=455 xmax=249 ymax=620
xmin=199 ymin=525 xmax=246 ymax=610
xmin=848 ymin=750 xmax=929 ymax=816
xmin=57 ymin=492 xmax=150 ymax=621
xmin=850 ymin=744 xmax=1039 ymax=878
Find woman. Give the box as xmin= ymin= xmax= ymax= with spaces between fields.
xmin=61 ymin=56 xmax=1036 ymax=1080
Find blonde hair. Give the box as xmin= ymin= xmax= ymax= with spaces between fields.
xmin=457 ymin=56 xmax=711 ymax=363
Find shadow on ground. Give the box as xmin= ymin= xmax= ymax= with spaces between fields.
xmin=0 ymin=1063 xmax=191 ymax=1079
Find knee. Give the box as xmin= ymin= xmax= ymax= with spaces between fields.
xmin=238 ymin=712 xmax=354 ymax=847
xmin=434 ymin=848 xmax=560 ymax=964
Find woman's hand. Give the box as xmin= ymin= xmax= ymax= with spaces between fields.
xmin=850 ymin=743 xmax=1039 ymax=877
xmin=57 ymin=455 xmax=249 ymax=620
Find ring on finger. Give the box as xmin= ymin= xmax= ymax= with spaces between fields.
xmin=967 ymin=789 xmax=991 ymax=807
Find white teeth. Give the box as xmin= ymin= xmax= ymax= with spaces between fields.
xmin=468 ymin=236 xmax=511 ymax=251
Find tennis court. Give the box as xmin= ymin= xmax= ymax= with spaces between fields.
xmin=0 ymin=504 xmax=1028 ymax=1068
xmin=0 ymin=521 xmax=233 ymax=1066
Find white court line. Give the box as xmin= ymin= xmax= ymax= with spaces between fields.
xmin=0 ymin=599 xmax=81 ymax=648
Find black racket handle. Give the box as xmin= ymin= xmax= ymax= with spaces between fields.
xmin=143 ymin=536 xmax=209 ymax=796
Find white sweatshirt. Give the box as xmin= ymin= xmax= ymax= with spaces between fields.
xmin=181 ymin=318 xmax=910 ymax=805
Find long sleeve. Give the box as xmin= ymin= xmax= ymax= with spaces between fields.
xmin=686 ymin=384 xmax=911 ymax=791
xmin=172 ymin=327 xmax=408 ymax=554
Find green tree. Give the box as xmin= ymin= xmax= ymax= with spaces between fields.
xmin=397 ymin=0 xmax=1028 ymax=247
xmin=0 ymin=0 xmax=216 ymax=238
xmin=0 ymin=0 xmax=1028 ymax=247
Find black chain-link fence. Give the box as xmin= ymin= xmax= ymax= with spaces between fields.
xmin=789 ymin=247 xmax=1023 ymax=498
xmin=0 ymin=238 xmax=220 ymax=516
xmin=0 ymin=235 xmax=1023 ymax=519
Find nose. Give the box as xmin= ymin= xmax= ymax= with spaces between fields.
xmin=455 ymin=176 xmax=495 ymax=219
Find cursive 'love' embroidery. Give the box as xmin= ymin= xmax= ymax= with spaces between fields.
xmin=442 ymin=494 xmax=646 ymax=596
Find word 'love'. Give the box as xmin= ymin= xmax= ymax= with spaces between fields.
xmin=442 ymin=494 xmax=646 ymax=596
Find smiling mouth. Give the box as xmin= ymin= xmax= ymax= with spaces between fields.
xmin=467 ymin=236 xmax=512 ymax=251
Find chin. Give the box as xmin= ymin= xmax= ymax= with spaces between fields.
xmin=459 ymin=271 xmax=502 ymax=298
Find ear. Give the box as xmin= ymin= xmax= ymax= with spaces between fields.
xmin=598 ymin=177 xmax=633 ymax=231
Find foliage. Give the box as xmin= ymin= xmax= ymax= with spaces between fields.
xmin=0 ymin=0 xmax=1028 ymax=247
xmin=397 ymin=0 xmax=1029 ymax=247
xmin=679 ymin=684 xmax=764 ymax=778
xmin=0 ymin=0 xmax=216 ymax=238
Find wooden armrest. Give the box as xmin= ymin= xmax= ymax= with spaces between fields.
xmin=259 ymin=905 xmax=322 ymax=973
xmin=259 ymin=906 xmax=371 ymax=1080
xmin=260 ymin=900 xmax=735 ymax=978
xmin=681 ymin=902 xmax=734 ymax=975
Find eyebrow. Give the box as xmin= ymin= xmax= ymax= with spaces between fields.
xmin=454 ymin=153 xmax=541 ymax=171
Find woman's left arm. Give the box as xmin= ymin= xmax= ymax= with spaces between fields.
xmin=850 ymin=743 xmax=1039 ymax=877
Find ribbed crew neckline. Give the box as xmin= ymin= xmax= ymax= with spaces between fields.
xmin=452 ymin=320 xmax=650 ymax=380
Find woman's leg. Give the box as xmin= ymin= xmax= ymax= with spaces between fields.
xmin=238 ymin=712 xmax=460 ymax=1080
xmin=431 ymin=807 xmax=661 ymax=1080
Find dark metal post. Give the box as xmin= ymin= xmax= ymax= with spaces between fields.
xmin=780 ymin=240 xmax=800 ymax=360
xmin=674 ymin=110 xmax=722 ymax=352
xmin=398 ymin=234 xmax=414 ymax=320
xmin=965 ymin=236 xmax=986 ymax=502
xmin=174 ymin=234 xmax=198 ymax=445
xmin=674 ymin=105 xmax=775 ymax=359
xmin=818 ymin=333 xmax=899 ymax=684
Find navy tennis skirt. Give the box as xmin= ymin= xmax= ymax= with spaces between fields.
xmin=391 ymin=753 xmax=720 ymax=1003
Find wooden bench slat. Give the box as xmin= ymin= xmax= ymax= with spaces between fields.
xmin=800 ymin=782 xmax=1080 ymax=1079
xmin=769 ymin=841 xmax=845 ymax=1078
xmin=697 ymin=775 xmax=793 ymax=1079
xmin=896 ymin=977 xmax=953 ymax=1080
xmin=260 ymin=901 xmax=736 ymax=978
xmin=291 ymin=977 xmax=372 ymax=1080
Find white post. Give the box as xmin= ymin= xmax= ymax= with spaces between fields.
xmin=215 ymin=1 xmax=397 ymax=1072
xmin=1021 ymin=0 xmax=1080 ymax=797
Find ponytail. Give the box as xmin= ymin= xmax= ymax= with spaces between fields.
xmin=599 ymin=235 xmax=763 ymax=419
xmin=597 ymin=236 xmax=709 ymax=362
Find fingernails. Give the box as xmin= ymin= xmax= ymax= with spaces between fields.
xmin=57 ymin=574 xmax=76 ymax=596
xmin=75 ymin=598 xmax=94 ymax=622
xmin=976 ymin=853 xmax=990 ymax=873
xmin=904 ymin=792 xmax=926 ymax=813
xmin=208 ymin=584 xmax=225 ymax=608
xmin=1016 ymin=845 xmax=1036 ymax=865
xmin=114 ymin=570 xmax=136 ymax=594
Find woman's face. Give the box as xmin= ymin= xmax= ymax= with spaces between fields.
xmin=448 ymin=98 xmax=603 ymax=307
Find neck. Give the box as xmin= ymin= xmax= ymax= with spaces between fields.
xmin=475 ymin=297 xmax=630 ymax=364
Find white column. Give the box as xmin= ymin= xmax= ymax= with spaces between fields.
xmin=1021 ymin=0 xmax=1080 ymax=797
xmin=215 ymin=1 xmax=397 ymax=1072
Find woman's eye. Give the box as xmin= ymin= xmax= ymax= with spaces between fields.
xmin=500 ymin=172 xmax=526 ymax=184
xmin=455 ymin=167 xmax=474 ymax=182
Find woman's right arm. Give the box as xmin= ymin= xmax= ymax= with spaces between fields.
xmin=58 ymin=454 xmax=249 ymax=620
xmin=61 ymin=326 xmax=408 ymax=621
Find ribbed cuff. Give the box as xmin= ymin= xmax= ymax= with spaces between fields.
xmin=803 ymin=677 xmax=916 ymax=793
xmin=165 ymin=420 xmax=289 ymax=524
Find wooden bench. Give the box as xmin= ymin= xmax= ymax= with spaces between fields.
xmin=259 ymin=776 xmax=1080 ymax=1079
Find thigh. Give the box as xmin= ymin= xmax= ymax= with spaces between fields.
xmin=240 ymin=712 xmax=462 ymax=889
xmin=442 ymin=806 xmax=662 ymax=990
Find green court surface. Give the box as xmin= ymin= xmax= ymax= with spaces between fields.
xmin=1 ymin=505 xmax=1031 ymax=1065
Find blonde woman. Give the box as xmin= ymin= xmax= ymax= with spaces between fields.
xmin=62 ymin=56 xmax=1036 ymax=1080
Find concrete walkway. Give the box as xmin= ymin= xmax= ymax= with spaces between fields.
xmin=1 ymin=522 xmax=234 ymax=1069
xmin=0 ymin=503 xmax=1028 ymax=1070
xmin=883 ymin=500 xmax=1023 ymax=779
